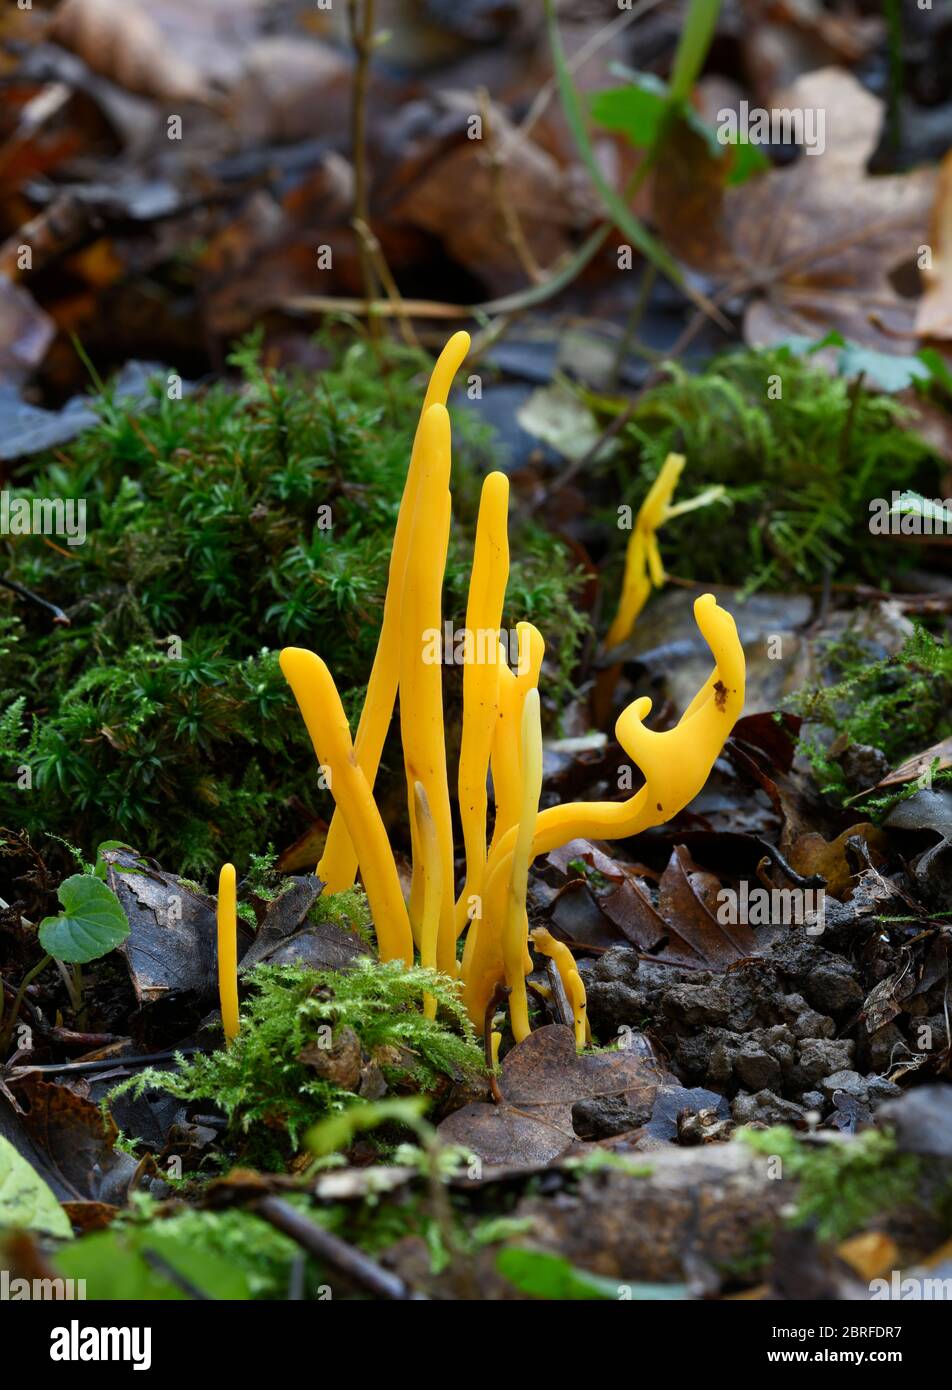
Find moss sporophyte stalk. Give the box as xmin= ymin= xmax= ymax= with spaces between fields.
xmin=218 ymin=333 xmax=748 ymax=1051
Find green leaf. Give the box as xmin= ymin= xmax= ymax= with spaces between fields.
xmin=917 ymin=347 xmax=952 ymax=395
xmin=496 ymin=1247 xmax=691 ymax=1301
xmin=590 ymin=76 xmax=669 ymax=149
xmin=0 ymin=1134 xmax=72 ymax=1238
xmin=724 ymin=137 xmax=771 ymax=185
xmin=38 ymin=874 xmax=129 ymax=963
xmin=55 ymin=1227 xmax=253 ymax=1300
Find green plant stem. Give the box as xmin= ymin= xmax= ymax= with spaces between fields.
xmin=669 ymin=0 xmax=722 ymax=102
xmin=0 ymin=953 xmax=52 ymax=1056
xmin=542 ymin=0 xmax=727 ymax=330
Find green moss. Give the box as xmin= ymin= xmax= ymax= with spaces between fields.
xmin=786 ymin=624 xmax=952 ymax=803
xmin=109 ymin=958 xmax=483 ymax=1167
xmin=742 ymin=1126 xmax=922 ymax=1242
xmin=602 ymin=347 xmax=942 ymax=594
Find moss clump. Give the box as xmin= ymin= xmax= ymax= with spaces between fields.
xmin=743 ymin=1127 xmax=922 ymax=1242
xmin=111 ymin=959 xmax=483 ymax=1166
xmin=0 ymin=336 xmax=586 ymax=874
xmin=604 ymin=347 xmax=942 ymax=593
xmin=787 ymin=624 xmax=952 ymax=803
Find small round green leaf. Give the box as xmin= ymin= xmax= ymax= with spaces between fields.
xmin=38 ymin=874 xmax=130 ymax=964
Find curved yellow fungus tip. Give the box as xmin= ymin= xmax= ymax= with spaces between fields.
xmin=464 ymin=592 xmax=745 ymax=1030
xmin=216 ymin=862 xmax=239 ymax=1045
xmin=279 ymin=646 xmax=414 ymax=967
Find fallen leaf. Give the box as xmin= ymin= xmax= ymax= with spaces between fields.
xmin=437 ymin=1025 xmax=660 ymax=1167
xmin=0 ymin=1133 xmax=72 ymax=1238
xmin=865 ymin=737 xmax=952 ymax=794
xmin=1 ymin=1076 xmax=138 ymax=1207
xmin=656 ymin=844 xmax=757 ymax=965
xmin=787 ymin=822 xmax=888 ymax=898
xmin=104 ymin=848 xmax=218 ymax=1005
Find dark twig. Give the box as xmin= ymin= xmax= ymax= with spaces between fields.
xmin=544 ymin=957 xmax=574 ymax=1030
xmin=5 ymin=1046 xmax=200 ymax=1078
xmin=254 ymin=1194 xmax=419 ymax=1300
xmin=0 ymin=575 xmax=70 ymax=625
xmin=141 ymin=1248 xmax=212 ymax=1301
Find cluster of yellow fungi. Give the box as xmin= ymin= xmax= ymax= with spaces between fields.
xmin=218 ymin=332 xmax=746 ymax=1053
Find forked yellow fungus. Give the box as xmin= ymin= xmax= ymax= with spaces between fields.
xmin=604 ymin=452 xmax=725 ymax=651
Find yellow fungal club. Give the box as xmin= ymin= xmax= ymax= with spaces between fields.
xmin=605 ymin=452 xmax=725 ymax=651
xmin=280 ymin=337 xmax=746 ymax=1045
xmin=216 ymin=862 xmax=239 ymax=1045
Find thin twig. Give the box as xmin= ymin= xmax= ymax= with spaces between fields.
xmin=254 ymin=1194 xmax=420 ymax=1300
xmin=5 ymin=1047 xmax=200 ymax=1078
xmin=477 ymin=86 xmax=544 ymax=285
xmin=0 ymin=575 xmax=70 ymax=626
xmin=347 ymin=0 xmax=380 ymax=340
xmin=353 ymin=216 xmax=421 ymax=350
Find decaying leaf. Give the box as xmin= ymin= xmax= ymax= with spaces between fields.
xmin=438 ymin=1024 xmax=660 ymax=1167
xmin=1 ymin=1076 xmax=138 ymax=1209
xmin=787 ymin=822 xmax=888 ymax=899
xmin=104 ymin=848 xmax=218 ymax=1005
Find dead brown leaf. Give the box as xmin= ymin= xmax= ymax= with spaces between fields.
xmin=865 ymin=737 xmax=952 ymax=795
xmin=659 ymin=68 xmax=935 ymax=355
xmin=656 ymin=844 xmax=757 ymax=965
xmin=787 ymin=822 xmax=888 ymax=898
xmin=437 ymin=1024 xmax=660 ymax=1167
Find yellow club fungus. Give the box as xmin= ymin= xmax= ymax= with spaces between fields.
xmin=399 ymin=403 xmax=456 ymax=975
xmin=502 ymin=687 xmax=543 ymax=1043
xmin=279 ymin=336 xmax=746 ymax=1046
xmin=454 ymin=469 xmax=510 ymax=940
xmin=531 ymin=927 xmax=588 ymax=1049
xmin=216 ymin=862 xmax=239 ymax=1045
xmin=604 ymin=452 xmax=725 ymax=651
xmin=318 ymin=330 xmax=471 ymax=892
xmin=279 ymin=647 xmax=414 ymax=967
xmin=413 ymin=781 xmax=442 ymax=1020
